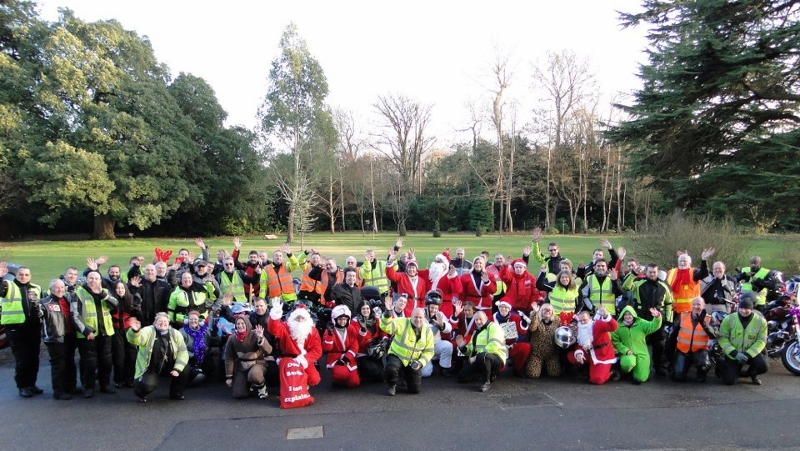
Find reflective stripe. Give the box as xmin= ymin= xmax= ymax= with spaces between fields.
xmin=75 ymin=287 xmax=114 ymax=338
xmin=667 ymin=269 xmax=700 ymax=313
xmin=548 ymin=286 xmax=579 ymax=315
xmin=1 ymin=282 xmax=41 ymax=325
xmin=676 ymin=312 xmax=710 ymax=353
xmin=264 ymin=265 xmax=295 ymax=299
xmin=219 ymin=271 xmax=247 ymax=303
xmin=588 ymin=275 xmax=617 ymax=316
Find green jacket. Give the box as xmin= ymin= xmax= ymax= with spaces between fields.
xmin=464 ymin=321 xmax=508 ymax=361
xmin=718 ymin=312 xmax=767 ymax=359
xmin=127 ymin=326 xmax=188 ymax=379
xmin=611 ymin=305 xmax=662 ymax=357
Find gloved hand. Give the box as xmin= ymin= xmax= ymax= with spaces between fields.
xmin=410 ymin=361 xmax=421 ymax=371
xmin=360 ymin=326 xmax=367 ymax=334
xmin=326 ymin=323 xmax=335 ymax=335
xmin=736 ymin=352 xmax=749 ymax=364
xmin=335 ymin=359 xmax=347 ymax=366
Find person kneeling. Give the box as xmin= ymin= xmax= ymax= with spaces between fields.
xmin=224 ymin=316 xmax=273 ymax=399
xmin=455 ymin=311 xmax=507 ymax=392
xmin=380 ymin=297 xmax=434 ymax=396
xmin=126 ymin=313 xmax=189 ymax=402
xmin=718 ymin=293 xmax=768 ymax=385
xmin=322 ymin=305 xmax=360 ymax=388
xmin=611 ymin=306 xmax=662 ymax=384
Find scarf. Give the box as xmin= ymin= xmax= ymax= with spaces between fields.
xmin=234 ymin=330 xmax=247 ymax=342
xmin=185 ymin=323 xmax=208 ymax=366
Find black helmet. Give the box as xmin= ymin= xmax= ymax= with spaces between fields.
xmin=425 ymin=289 xmax=443 ymax=306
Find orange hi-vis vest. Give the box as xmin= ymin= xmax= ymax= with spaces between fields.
xmin=676 ymin=312 xmax=711 ymax=353
xmin=667 ymin=268 xmax=700 ymax=314
xmin=300 ymin=267 xmax=326 ymax=298
xmin=264 ymin=264 xmax=294 ymax=298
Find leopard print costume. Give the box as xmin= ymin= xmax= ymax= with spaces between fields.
xmin=524 ymin=308 xmax=562 ymax=378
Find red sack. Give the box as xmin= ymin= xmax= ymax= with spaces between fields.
xmin=279 ymin=358 xmax=314 ymax=409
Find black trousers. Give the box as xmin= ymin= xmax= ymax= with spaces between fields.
xmin=134 ymin=366 xmax=189 ymax=398
xmin=78 ymin=335 xmax=113 ymax=389
xmin=647 ymin=328 xmax=666 ymax=368
xmin=721 ymin=354 xmax=768 ymax=385
xmin=671 ymin=349 xmax=710 ymax=381
xmin=111 ymin=330 xmax=137 ymax=385
xmin=458 ymin=352 xmax=504 ymax=384
xmin=384 ymin=354 xmax=422 ymax=393
xmin=7 ymin=326 xmax=41 ymax=389
xmin=356 ymin=356 xmax=385 ymax=383
xmin=45 ymin=334 xmax=78 ymax=395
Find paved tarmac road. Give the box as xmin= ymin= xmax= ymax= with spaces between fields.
xmin=1 ymin=352 xmax=800 ymax=451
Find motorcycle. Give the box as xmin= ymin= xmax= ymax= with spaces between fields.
xmin=764 ymin=295 xmax=797 ymax=357
xmin=780 ymin=305 xmax=800 ymax=376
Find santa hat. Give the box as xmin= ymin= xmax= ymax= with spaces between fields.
xmin=406 ymin=260 xmax=418 ymax=268
xmin=434 ymin=253 xmax=449 ymax=264
xmin=288 ymin=304 xmax=311 ymax=322
xmin=512 ymin=259 xmax=527 ymax=268
xmin=495 ymin=300 xmax=512 ymax=310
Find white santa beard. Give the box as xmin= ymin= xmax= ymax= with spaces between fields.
xmin=577 ymin=322 xmax=594 ymax=349
xmin=429 ymin=262 xmax=446 ymax=284
xmin=289 ymin=318 xmax=313 ymax=350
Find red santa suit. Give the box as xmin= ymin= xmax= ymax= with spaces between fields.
xmin=387 ymin=262 xmax=430 ymax=316
xmin=267 ymin=303 xmax=323 ymax=386
xmin=459 ymin=267 xmax=497 ymax=312
xmin=425 ymin=254 xmax=463 ymax=321
xmin=322 ymin=306 xmax=360 ymax=388
xmin=500 ymin=260 xmax=543 ymax=314
xmin=493 ymin=302 xmax=532 ymax=375
xmin=567 ymin=314 xmax=619 ymax=385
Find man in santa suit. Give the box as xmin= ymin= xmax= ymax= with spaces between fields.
xmin=321 ymin=305 xmax=360 ymax=388
xmin=386 ymin=255 xmax=429 ymax=316
xmin=499 ymin=259 xmax=543 ymax=316
xmin=493 ymin=300 xmax=532 ymax=376
xmin=449 ymin=300 xmax=478 ymax=374
xmin=267 ymin=299 xmax=323 ymax=386
xmin=459 ymin=256 xmax=496 ymax=313
xmin=423 ymin=254 xmax=462 ymax=319
xmin=567 ymin=307 xmax=618 ymax=385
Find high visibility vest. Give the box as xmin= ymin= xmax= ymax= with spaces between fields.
xmin=218 ymin=271 xmax=247 ymax=303
xmin=380 ymin=317 xmax=434 ymax=367
xmin=299 ymin=267 xmax=326 ymax=298
xmin=465 ymin=322 xmax=508 ymax=361
xmin=740 ymin=268 xmax=770 ymax=306
xmin=676 ymin=312 xmax=710 ymax=353
xmin=322 ymin=270 xmax=344 ymax=305
xmin=1 ymin=281 xmax=42 ymax=325
xmin=361 ymin=260 xmax=389 ymax=294
xmin=587 ymin=275 xmax=617 ymax=316
xmin=667 ymin=268 xmax=700 ymax=314
xmin=168 ymin=287 xmax=209 ymax=325
xmin=548 ymin=285 xmax=579 ymax=315
xmin=127 ymin=326 xmax=188 ymax=379
xmin=75 ymin=287 xmax=115 ymax=338
xmin=261 ymin=264 xmax=296 ymax=301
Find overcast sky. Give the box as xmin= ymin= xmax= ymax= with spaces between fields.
xmin=39 ymin=0 xmax=649 ymax=147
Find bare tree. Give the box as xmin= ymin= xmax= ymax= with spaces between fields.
xmin=373 ymin=93 xmax=433 ymax=232
xmin=532 ymin=50 xmax=596 ymax=229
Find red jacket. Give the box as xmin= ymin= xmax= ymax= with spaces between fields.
xmin=492 ymin=311 xmax=530 ymax=345
xmin=267 ymin=317 xmax=323 ymax=364
xmin=500 ymin=265 xmax=543 ymax=311
xmin=322 ymin=322 xmax=360 ymax=369
xmin=387 ymin=266 xmax=430 ymax=316
xmin=459 ymin=271 xmax=496 ymax=311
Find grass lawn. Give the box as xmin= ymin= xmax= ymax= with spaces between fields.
xmin=1 ymin=232 xmax=799 ymax=284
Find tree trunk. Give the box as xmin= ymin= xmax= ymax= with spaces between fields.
xmin=93 ymin=214 xmax=115 ymax=240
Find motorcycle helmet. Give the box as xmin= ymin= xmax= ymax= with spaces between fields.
xmin=425 ymin=289 xmax=443 ymax=306
xmin=554 ymin=326 xmax=576 ymax=349
xmin=331 ymin=305 xmax=352 ymax=327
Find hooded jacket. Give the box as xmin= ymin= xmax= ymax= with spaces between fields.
xmin=224 ymin=316 xmax=273 ymax=377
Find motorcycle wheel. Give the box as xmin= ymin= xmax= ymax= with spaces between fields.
xmin=781 ymin=339 xmax=800 ymax=376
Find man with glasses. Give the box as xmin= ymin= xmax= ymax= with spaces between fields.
xmin=531 ymin=227 xmax=566 ymax=279
xmin=217 ymin=257 xmax=260 ymax=304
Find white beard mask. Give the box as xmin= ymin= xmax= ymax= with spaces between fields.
xmin=577 ymin=321 xmax=594 ymax=349
xmin=288 ymin=310 xmax=313 ymax=348
xmin=429 ymin=261 xmax=447 ymax=285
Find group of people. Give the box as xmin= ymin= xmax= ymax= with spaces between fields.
xmin=0 ymin=231 xmax=785 ymax=406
